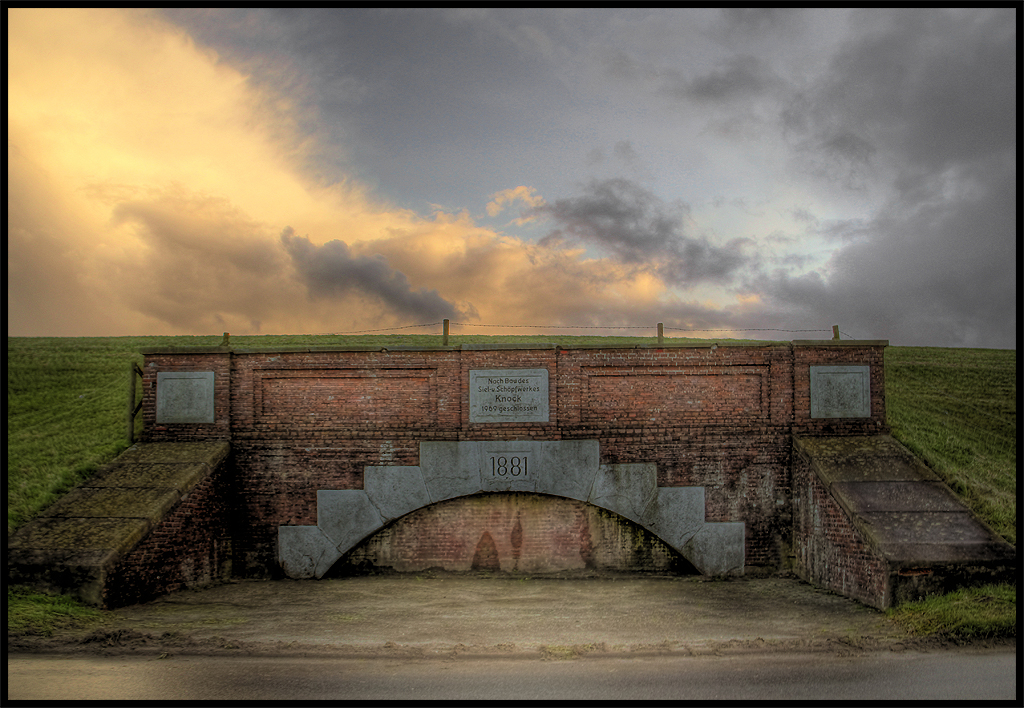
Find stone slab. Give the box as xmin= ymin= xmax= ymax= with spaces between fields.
xmin=642 ymin=487 xmax=706 ymax=551
xmin=831 ymin=481 xmax=966 ymax=514
xmin=419 ymin=440 xmax=600 ymax=501
xmin=469 ymin=369 xmax=549 ymax=423
xmin=8 ymin=516 xmax=153 ymax=556
xmin=589 ymin=464 xmax=658 ymax=524
xmin=42 ymin=487 xmax=181 ymax=521
xmin=278 ymin=526 xmax=342 ymax=579
xmin=858 ymin=511 xmax=1001 ymax=548
xmin=156 ymin=371 xmax=216 ymax=424
xmin=87 ymin=462 xmax=211 ymax=494
xmin=795 ymin=435 xmax=940 ymax=486
xmin=364 ymin=466 xmax=431 ymax=522
xmin=684 ymin=523 xmax=746 ymax=576
xmin=810 ymin=365 xmax=870 ymax=418
xmin=419 ymin=442 xmax=486 ymax=503
xmin=316 ymin=490 xmax=384 ymax=555
xmin=113 ymin=441 xmax=230 ymax=466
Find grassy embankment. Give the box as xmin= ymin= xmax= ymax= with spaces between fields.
xmin=6 ymin=335 xmax=1016 ymax=639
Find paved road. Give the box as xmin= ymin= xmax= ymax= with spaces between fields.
xmin=7 ymin=650 xmax=1017 ymax=701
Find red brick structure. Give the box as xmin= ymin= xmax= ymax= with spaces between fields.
xmin=139 ymin=340 xmax=888 ymax=579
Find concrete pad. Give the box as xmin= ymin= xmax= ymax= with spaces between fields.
xmin=42 ymin=487 xmax=181 ymax=522
xmin=86 ymin=463 xmax=211 ymax=493
xmin=364 ymin=466 xmax=431 ymax=521
xmin=642 ymin=487 xmax=706 ymax=551
xmin=316 ymin=491 xmax=384 ymax=555
xmin=832 ymin=481 xmax=966 ymax=514
xmin=419 ymin=442 xmax=485 ymax=502
xmin=589 ymin=464 xmax=658 ymax=524
xmin=684 ymin=523 xmax=746 ymax=575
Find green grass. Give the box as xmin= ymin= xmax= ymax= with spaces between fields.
xmin=885 ymin=347 xmax=1016 ymax=546
xmin=6 ymin=335 xmax=1016 ymax=639
xmin=7 ymin=585 xmax=106 ymax=637
xmin=886 ymin=583 xmax=1016 ymax=640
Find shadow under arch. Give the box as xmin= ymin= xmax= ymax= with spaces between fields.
xmin=325 ymin=491 xmax=701 ymax=577
xmin=278 ymin=440 xmax=744 ymax=579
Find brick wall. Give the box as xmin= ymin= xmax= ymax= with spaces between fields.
xmin=140 ymin=341 xmax=887 ymax=578
xmin=791 ymin=443 xmax=890 ymax=608
xmin=103 ymin=455 xmax=233 ymax=608
xmin=336 ymin=492 xmax=693 ymax=575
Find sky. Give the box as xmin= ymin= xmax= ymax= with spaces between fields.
xmin=7 ymin=8 xmax=1017 ymax=348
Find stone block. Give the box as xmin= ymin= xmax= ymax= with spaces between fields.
xmin=316 ymin=490 xmax=384 ymax=555
xmin=364 ymin=466 xmax=431 ymax=521
xmin=419 ymin=442 xmax=485 ymax=502
xmin=642 ymin=487 xmax=706 ymax=551
xmin=684 ymin=522 xmax=745 ymax=575
xmin=156 ymin=371 xmax=215 ymax=423
xmin=278 ymin=525 xmax=342 ymax=579
xmin=589 ymin=464 xmax=658 ymax=524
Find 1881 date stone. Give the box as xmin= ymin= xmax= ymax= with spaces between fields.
xmin=469 ymin=369 xmax=549 ymax=423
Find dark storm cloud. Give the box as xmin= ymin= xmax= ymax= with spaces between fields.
xmin=681 ymin=55 xmax=777 ymax=102
xmin=280 ymin=228 xmax=461 ymax=322
xmin=758 ymin=7 xmax=1017 ymax=347
xmin=533 ymin=178 xmax=748 ymax=285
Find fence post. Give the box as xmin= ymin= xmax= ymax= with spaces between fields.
xmin=443 ymin=319 xmax=450 ymax=346
xmin=657 ymin=322 xmax=664 ymax=345
xmin=127 ymin=361 xmax=137 ymax=445
xmin=832 ymin=325 xmax=840 ymax=341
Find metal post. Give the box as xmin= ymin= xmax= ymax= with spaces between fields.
xmin=657 ymin=322 xmax=664 ymax=345
xmin=127 ymin=361 xmax=137 ymax=445
xmin=443 ymin=319 xmax=450 ymax=346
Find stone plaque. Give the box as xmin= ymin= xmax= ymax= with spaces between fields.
xmin=810 ymin=365 xmax=870 ymax=418
xmin=156 ymin=371 xmax=215 ymax=423
xmin=469 ymin=369 xmax=549 ymax=423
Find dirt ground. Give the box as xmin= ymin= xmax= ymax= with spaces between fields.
xmin=8 ymin=571 xmax=1012 ymax=659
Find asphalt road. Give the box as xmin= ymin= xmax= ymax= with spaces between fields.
xmin=7 ymin=650 xmax=1017 ymax=701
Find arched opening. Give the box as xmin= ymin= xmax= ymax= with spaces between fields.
xmin=324 ymin=492 xmax=698 ymax=578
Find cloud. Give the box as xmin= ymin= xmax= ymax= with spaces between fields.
xmin=681 ymin=55 xmax=778 ymax=102
xmin=485 ymin=186 xmax=545 ymax=219
xmin=532 ymin=178 xmax=748 ymax=286
xmin=280 ymin=228 xmax=463 ymax=323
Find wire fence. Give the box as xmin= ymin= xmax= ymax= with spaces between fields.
xmin=297 ymin=320 xmax=857 ymax=339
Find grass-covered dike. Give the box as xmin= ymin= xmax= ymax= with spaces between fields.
xmin=6 ymin=335 xmax=1016 ymax=640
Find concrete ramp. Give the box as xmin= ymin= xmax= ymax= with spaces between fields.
xmin=793 ymin=435 xmax=1015 ymax=608
xmin=7 ymin=442 xmax=231 ymax=608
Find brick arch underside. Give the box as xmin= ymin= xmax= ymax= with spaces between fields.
xmin=330 ymin=493 xmax=699 ymax=576
xmin=278 ymin=441 xmax=745 ymax=578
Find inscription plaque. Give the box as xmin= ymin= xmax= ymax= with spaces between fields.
xmin=156 ymin=371 xmax=215 ymax=423
xmin=810 ymin=365 xmax=870 ymax=418
xmin=469 ymin=369 xmax=549 ymax=423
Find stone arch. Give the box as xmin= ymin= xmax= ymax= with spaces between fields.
xmin=278 ymin=440 xmax=744 ymax=579
xmin=328 ymin=492 xmax=700 ymax=576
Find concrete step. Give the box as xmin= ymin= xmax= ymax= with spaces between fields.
xmin=7 ymin=442 xmax=230 ymax=607
xmin=793 ymin=435 xmax=1015 ymax=607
